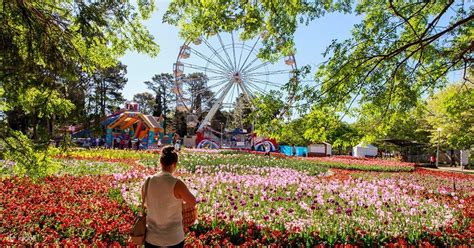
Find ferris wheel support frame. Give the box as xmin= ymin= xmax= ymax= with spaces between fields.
xmin=197 ymin=79 xmax=235 ymax=131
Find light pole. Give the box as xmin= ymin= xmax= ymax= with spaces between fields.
xmin=220 ymin=122 xmax=224 ymax=148
xmin=436 ymin=127 xmax=442 ymax=168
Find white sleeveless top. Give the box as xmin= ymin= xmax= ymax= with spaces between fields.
xmin=145 ymin=171 xmax=184 ymax=246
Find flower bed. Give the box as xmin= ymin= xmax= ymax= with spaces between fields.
xmin=1 ymin=150 xmax=472 ymax=246
xmin=306 ymin=156 xmax=415 ymax=172
xmin=1 ymin=159 xmax=130 ymax=177
xmin=117 ymin=164 xmax=472 ymax=246
xmin=0 ymin=176 xmax=135 ymax=246
xmin=352 ymin=169 xmax=474 ymax=199
xmin=64 ymin=148 xmax=158 ymax=160
xmin=140 ymin=153 xmax=328 ymax=176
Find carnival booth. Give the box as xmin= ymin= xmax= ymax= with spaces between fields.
xmin=307 ymin=142 xmax=332 ymax=157
xmin=353 ymin=143 xmax=378 ymax=158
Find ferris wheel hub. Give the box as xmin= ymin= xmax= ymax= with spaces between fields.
xmin=232 ymin=72 xmax=242 ymax=83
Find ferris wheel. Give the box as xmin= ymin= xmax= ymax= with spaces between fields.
xmin=173 ymin=31 xmax=298 ymax=131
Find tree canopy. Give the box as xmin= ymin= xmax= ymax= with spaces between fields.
xmin=133 ymin=92 xmax=155 ymax=115
xmin=0 ymin=0 xmax=158 ymax=173
xmin=424 ymin=83 xmax=474 ymax=150
xmin=1 ymin=0 xmax=158 ymax=135
xmin=165 ymin=0 xmax=473 ymax=137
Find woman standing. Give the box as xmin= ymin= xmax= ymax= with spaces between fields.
xmin=142 ymin=146 xmax=196 ymax=248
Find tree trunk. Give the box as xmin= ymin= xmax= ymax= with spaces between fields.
xmin=163 ymin=97 xmax=167 ymax=135
xmin=450 ymin=149 xmax=455 ymax=167
xmin=32 ymin=115 xmax=37 ymax=140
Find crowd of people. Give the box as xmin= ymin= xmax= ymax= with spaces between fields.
xmin=110 ymin=136 xmax=142 ymax=150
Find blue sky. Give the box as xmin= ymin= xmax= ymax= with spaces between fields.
xmin=120 ymin=2 xmax=363 ymax=101
xmin=120 ymin=1 xmax=464 ymax=102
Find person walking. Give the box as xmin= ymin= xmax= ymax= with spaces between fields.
xmin=173 ymin=133 xmax=180 ymax=146
xmin=430 ymin=154 xmax=436 ymax=167
xmin=175 ymin=139 xmax=181 ymax=151
xmin=142 ymin=146 xmax=196 ymax=248
xmin=264 ymin=143 xmax=271 ymax=157
xmin=292 ymin=144 xmax=297 ymax=157
xmin=119 ymin=138 xmax=125 ymax=149
xmin=136 ymin=138 xmax=141 ymax=150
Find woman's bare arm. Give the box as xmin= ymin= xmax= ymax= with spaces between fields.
xmin=141 ymin=181 xmax=147 ymax=209
xmin=174 ymin=179 xmax=197 ymax=207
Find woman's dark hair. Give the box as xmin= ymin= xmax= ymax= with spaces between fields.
xmin=160 ymin=146 xmax=178 ymax=167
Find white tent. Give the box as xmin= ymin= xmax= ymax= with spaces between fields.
xmin=353 ymin=143 xmax=378 ymax=158
xmin=308 ymin=142 xmax=332 ymax=156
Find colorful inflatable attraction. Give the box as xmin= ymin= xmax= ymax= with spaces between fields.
xmin=103 ymin=111 xmax=163 ymax=149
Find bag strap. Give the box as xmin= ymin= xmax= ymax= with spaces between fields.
xmin=141 ymin=177 xmax=151 ymax=215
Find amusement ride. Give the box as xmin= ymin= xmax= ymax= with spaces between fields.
xmin=173 ymin=31 xmax=299 ymax=150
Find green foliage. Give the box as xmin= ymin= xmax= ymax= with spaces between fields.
xmin=230 ymin=94 xmax=252 ymax=130
xmin=145 ymin=73 xmax=176 ymax=117
xmin=185 ymin=73 xmax=214 ymax=115
xmin=58 ymin=160 xmax=129 ymax=176
xmin=424 ymin=83 xmax=474 ymax=149
xmin=1 ymin=130 xmax=60 ymax=178
xmin=83 ymin=62 xmax=129 ymax=128
xmin=309 ymin=1 xmax=473 ymax=132
xmin=144 ymin=73 xmax=176 ymax=133
xmin=355 ymin=102 xmax=430 ymax=144
xmin=107 ymin=187 xmax=125 ymax=205
xmin=165 ymin=0 xmax=473 ymax=136
xmin=247 ymin=96 xmax=361 ymax=148
xmin=246 ymin=91 xmax=286 ymax=139
xmin=278 ymin=118 xmax=310 ymax=146
xmin=1 ymin=0 xmax=159 ymax=174
xmin=164 ymin=0 xmax=351 ymax=60
xmin=66 ymin=148 xmax=158 ymax=160
xmin=302 ymin=106 xmax=361 ymax=149
xmin=133 ymin=92 xmax=155 ymax=115
xmin=0 ymin=157 xmax=129 ymax=178
xmin=310 ymin=160 xmax=414 ymax=172
xmin=18 ymin=87 xmax=74 ymax=119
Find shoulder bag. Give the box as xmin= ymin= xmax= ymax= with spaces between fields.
xmin=130 ymin=177 xmax=150 ymax=245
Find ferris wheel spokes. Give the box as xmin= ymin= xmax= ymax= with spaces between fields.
xmin=238 ymin=37 xmax=261 ymax=72
xmin=245 ymin=69 xmax=292 ymax=77
xmin=231 ymin=32 xmax=237 ymax=70
xmin=181 ymin=62 xmax=228 ymax=76
xmin=189 ymin=47 xmax=231 ymax=73
xmin=240 ymin=56 xmax=260 ymax=74
xmin=202 ymin=37 xmax=234 ymax=71
xmin=245 ymin=80 xmax=269 ymax=95
xmin=242 ymin=60 xmax=271 ymax=75
xmin=237 ymin=40 xmax=246 ymax=70
xmin=247 ymin=77 xmax=285 ymax=89
xmin=191 ymin=79 xmax=229 ymax=96
xmin=237 ymin=81 xmax=255 ymax=109
xmin=217 ymin=33 xmax=236 ymax=71
xmin=206 ymin=75 xmax=231 ymax=81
